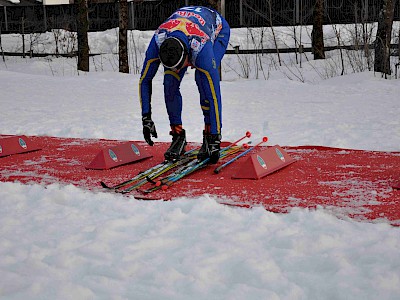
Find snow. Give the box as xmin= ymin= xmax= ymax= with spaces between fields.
xmin=1 ymin=27 xmax=400 ymax=299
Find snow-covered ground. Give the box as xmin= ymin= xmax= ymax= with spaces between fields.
xmin=1 ymin=27 xmax=400 ymax=299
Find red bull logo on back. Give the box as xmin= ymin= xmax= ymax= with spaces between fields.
xmin=158 ymin=18 xmax=209 ymax=43
xmin=158 ymin=19 xmax=182 ymax=31
xmin=175 ymin=11 xmax=206 ymax=26
xmin=185 ymin=22 xmax=208 ymax=41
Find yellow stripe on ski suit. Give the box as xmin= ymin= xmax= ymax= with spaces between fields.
xmin=201 ymin=99 xmax=210 ymax=111
xmin=164 ymin=70 xmax=181 ymax=81
xmin=196 ymin=67 xmax=221 ymax=134
xmin=139 ymin=58 xmax=159 ymax=110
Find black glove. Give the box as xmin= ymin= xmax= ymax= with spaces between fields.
xmin=142 ymin=114 xmax=157 ymax=146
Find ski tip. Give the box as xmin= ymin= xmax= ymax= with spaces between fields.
xmin=100 ymin=181 xmax=109 ymax=188
xmin=214 ymin=168 xmax=220 ymax=174
xmin=246 ymin=131 xmax=252 ymax=138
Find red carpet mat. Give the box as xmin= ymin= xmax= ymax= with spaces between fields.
xmin=1 ymin=135 xmax=399 ymax=225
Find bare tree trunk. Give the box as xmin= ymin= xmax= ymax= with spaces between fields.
xmin=0 ymin=24 xmax=5 ymax=63
xmin=268 ymin=0 xmax=281 ymax=66
xmin=398 ymin=26 xmax=400 ymax=62
xmin=76 ymin=0 xmax=89 ymax=72
xmin=22 ymin=17 xmax=26 ymax=58
xmin=374 ymin=0 xmax=395 ymax=75
xmin=312 ymin=0 xmax=325 ymax=60
xmin=208 ymin=0 xmax=221 ymax=11
xmin=119 ymin=0 xmax=129 ymax=73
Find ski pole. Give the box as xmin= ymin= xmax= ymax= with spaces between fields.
xmin=221 ymin=131 xmax=252 ymax=152
xmin=166 ymin=131 xmax=252 ymax=183
xmin=151 ymin=132 xmax=252 ymax=191
xmin=160 ymin=143 xmax=245 ymax=189
xmin=163 ymin=131 xmax=251 ymax=184
xmin=214 ymin=136 xmax=268 ymax=174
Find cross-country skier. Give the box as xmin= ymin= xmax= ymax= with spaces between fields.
xmin=139 ymin=6 xmax=230 ymax=164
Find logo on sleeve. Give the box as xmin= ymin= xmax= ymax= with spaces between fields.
xmin=190 ymin=39 xmax=201 ymax=51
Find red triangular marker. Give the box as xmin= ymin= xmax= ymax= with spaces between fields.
xmin=86 ymin=141 xmax=152 ymax=170
xmin=0 ymin=135 xmax=41 ymax=158
xmin=232 ymin=145 xmax=296 ymax=180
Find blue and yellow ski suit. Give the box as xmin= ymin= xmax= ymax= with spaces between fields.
xmin=139 ymin=6 xmax=230 ymax=135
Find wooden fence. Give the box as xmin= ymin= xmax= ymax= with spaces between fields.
xmin=1 ymin=0 xmax=399 ymax=34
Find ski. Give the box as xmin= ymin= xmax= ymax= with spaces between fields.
xmin=100 ymin=161 xmax=170 ymax=190
xmin=140 ymin=141 xmax=245 ymax=194
xmin=100 ymin=148 xmax=198 ymax=191
xmin=142 ymin=159 xmax=202 ymax=194
xmin=117 ymin=155 xmax=195 ymax=194
xmin=153 ymin=145 xmax=242 ymax=191
xmin=115 ymin=131 xmax=252 ymax=195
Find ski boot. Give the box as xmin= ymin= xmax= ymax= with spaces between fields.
xmin=164 ymin=126 xmax=187 ymax=161
xmin=197 ymin=130 xmax=221 ymax=164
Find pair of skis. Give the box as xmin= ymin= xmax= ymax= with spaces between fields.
xmin=100 ymin=131 xmax=268 ymax=195
xmin=101 ymin=144 xmax=242 ymax=194
xmin=142 ymin=143 xmax=245 ymax=193
xmin=100 ymin=148 xmax=198 ymax=192
xmin=156 ymin=136 xmax=269 ymax=191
